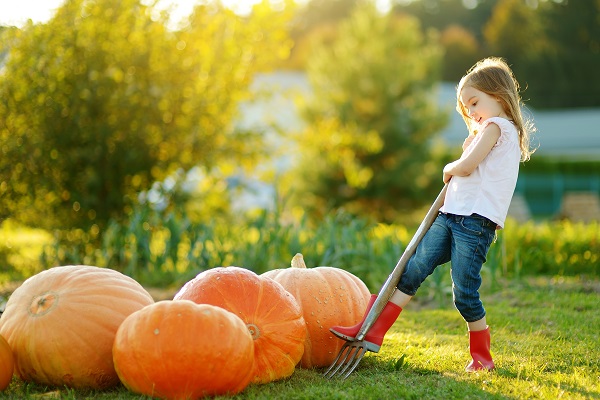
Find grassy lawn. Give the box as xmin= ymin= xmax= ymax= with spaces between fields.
xmin=2 ymin=276 xmax=598 ymax=399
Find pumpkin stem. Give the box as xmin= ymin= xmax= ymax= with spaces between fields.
xmin=28 ymin=291 xmax=59 ymax=317
xmin=291 ymin=253 xmax=307 ymax=269
xmin=246 ymin=323 xmax=261 ymax=340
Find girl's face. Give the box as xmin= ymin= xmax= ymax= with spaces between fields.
xmin=460 ymin=86 xmax=508 ymax=125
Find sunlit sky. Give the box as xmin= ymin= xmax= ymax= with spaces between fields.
xmin=0 ymin=0 xmax=394 ymax=27
xmin=0 ymin=0 xmax=64 ymax=26
xmin=0 ymin=0 xmax=284 ymax=27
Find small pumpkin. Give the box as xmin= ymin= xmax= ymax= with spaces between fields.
xmin=0 ymin=265 xmax=154 ymax=389
xmin=113 ymin=300 xmax=255 ymax=399
xmin=263 ymin=253 xmax=371 ymax=368
xmin=174 ymin=266 xmax=306 ymax=384
xmin=0 ymin=334 xmax=14 ymax=391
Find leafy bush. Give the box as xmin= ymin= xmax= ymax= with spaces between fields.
xmin=2 ymin=208 xmax=598 ymax=291
xmin=35 ymin=209 xmax=599 ymax=291
xmin=489 ymin=218 xmax=599 ymax=278
xmin=0 ymin=220 xmax=52 ymax=282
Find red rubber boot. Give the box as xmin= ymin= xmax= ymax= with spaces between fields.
xmin=330 ymin=294 xmax=402 ymax=353
xmin=465 ymin=326 xmax=495 ymax=372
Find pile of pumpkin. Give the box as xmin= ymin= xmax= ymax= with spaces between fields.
xmin=0 ymin=253 xmax=370 ymax=399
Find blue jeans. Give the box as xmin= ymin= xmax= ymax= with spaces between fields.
xmin=396 ymin=213 xmax=497 ymax=322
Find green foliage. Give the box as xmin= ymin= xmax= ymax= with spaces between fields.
xmin=529 ymin=0 xmax=600 ymax=108
xmin=491 ymin=218 xmax=600 ymax=277
xmin=483 ymin=0 xmax=548 ymax=66
xmin=520 ymin=156 xmax=600 ymax=175
xmin=0 ymin=220 xmax=52 ymax=282
xmin=284 ymin=0 xmax=361 ymax=70
xmin=484 ymin=0 xmax=600 ymax=108
xmin=416 ymin=218 xmax=600 ymax=300
xmin=393 ymin=0 xmax=498 ymax=42
xmin=39 ymin=200 xmax=403 ymax=290
xmin=392 ymin=0 xmax=497 ymax=81
xmin=18 ymin=203 xmax=598 ymax=291
xmin=0 ymin=0 xmax=294 ymax=230
xmin=391 ymin=0 xmax=600 ymax=108
xmin=289 ymin=3 xmax=447 ymax=222
xmin=291 ymin=0 xmax=360 ymax=34
xmin=439 ymin=25 xmax=482 ymax=81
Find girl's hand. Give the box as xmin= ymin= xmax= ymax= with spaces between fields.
xmin=462 ymin=135 xmax=475 ymax=150
xmin=444 ymin=123 xmax=501 ymax=182
xmin=443 ymin=163 xmax=454 ymax=183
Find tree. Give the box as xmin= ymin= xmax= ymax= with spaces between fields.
xmin=285 ymin=0 xmax=360 ymax=70
xmin=0 ymin=0 xmax=293 ymax=229
xmin=532 ymin=0 xmax=600 ymax=108
xmin=391 ymin=0 xmax=496 ymax=82
xmin=484 ymin=0 xmax=600 ymax=108
xmin=393 ymin=0 xmax=498 ymax=42
xmin=288 ymin=3 xmax=447 ymax=222
xmin=440 ymin=24 xmax=482 ymax=81
xmin=484 ymin=0 xmax=547 ymax=67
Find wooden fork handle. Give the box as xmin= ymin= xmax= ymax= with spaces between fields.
xmin=356 ymin=183 xmax=448 ymax=341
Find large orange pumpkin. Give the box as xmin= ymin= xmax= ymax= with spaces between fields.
xmin=0 ymin=265 xmax=154 ymax=389
xmin=174 ymin=266 xmax=306 ymax=384
xmin=0 ymin=334 xmax=13 ymax=391
xmin=263 ymin=253 xmax=371 ymax=368
xmin=113 ymin=300 xmax=255 ymax=399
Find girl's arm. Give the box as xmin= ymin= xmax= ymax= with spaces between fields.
xmin=462 ymin=134 xmax=475 ymax=150
xmin=443 ymin=123 xmax=501 ymax=183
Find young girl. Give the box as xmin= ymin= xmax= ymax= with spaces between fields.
xmin=331 ymin=57 xmax=535 ymax=372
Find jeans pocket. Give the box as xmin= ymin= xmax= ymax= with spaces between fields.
xmin=459 ymin=217 xmax=484 ymax=236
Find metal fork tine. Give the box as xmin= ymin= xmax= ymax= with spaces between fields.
xmin=337 ymin=346 xmax=367 ymax=379
xmin=323 ymin=342 xmax=369 ymax=379
xmin=331 ymin=345 xmax=360 ymax=378
xmin=322 ymin=343 xmax=353 ymax=378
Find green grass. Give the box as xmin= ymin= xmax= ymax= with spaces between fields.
xmin=3 ymin=276 xmax=598 ymax=399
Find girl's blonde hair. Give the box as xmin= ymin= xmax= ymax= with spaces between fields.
xmin=456 ymin=57 xmax=535 ymax=161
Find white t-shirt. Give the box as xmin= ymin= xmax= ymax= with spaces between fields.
xmin=440 ymin=117 xmax=521 ymax=229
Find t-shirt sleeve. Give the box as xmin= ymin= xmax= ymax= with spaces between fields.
xmin=481 ymin=117 xmax=516 ymax=148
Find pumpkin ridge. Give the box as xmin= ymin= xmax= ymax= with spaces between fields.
xmin=173 ymin=267 xmax=305 ymax=384
xmin=0 ymin=265 xmax=153 ymax=389
xmin=64 ymin=283 xmax=153 ymax=301
xmin=289 ymin=286 xmax=315 ymax=360
xmin=63 ymin=295 xmax=152 ymax=316
xmin=39 ymin=308 xmax=118 ymax=386
xmin=114 ymin=301 xmax=255 ymax=398
xmin=253 ymin=331 xmax=304 ymax=380
xmin=213 ymin=269 xmax=258 ymax=320
xmin=149 ymin=307 xmax=195 ymax=396
xmin=0 ymin=335 xmax=13 ymax=390
xmin=249 ymin=276 xmax=263 ymax=328
xmin=217 ymin=278 xmax=254 ymax=323
xmin=262 ymin=256 xmax=370 ymax=368
xmin=115 ymin=310 xmax=157 ymax=395
xmin=256 ymin=282 xmax=301 ymax=321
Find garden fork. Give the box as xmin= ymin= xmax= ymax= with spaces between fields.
xmin=323 ymin=183 xmax=448 ymax=379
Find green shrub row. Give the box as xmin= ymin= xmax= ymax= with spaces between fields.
xmin=1 ymin=208 xmax=598 ymax=293
xmin=488 ymin=219 xmax=599 ymax=278
xmin=520 ymin=156 xmax=600 ymax=174
xmin=37 ymin=206 xmax=401 ymax=291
